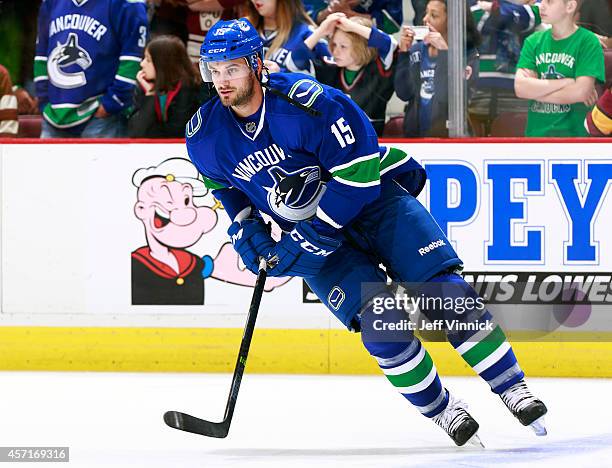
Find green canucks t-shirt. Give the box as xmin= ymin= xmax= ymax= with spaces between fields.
xmin=516 ymin=26 xmax=605 ymax=137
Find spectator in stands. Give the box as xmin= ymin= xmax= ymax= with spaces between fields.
xmin=0 ymin=65 xmax=19 ymax=137
xmin=394 ymin=0 xmax=481 ymax=137
xmin=246 ymin=0 xmax=330 ymax=72
xmin=585 ymin=85 xmax=612 ymax=136
xmin=293 ymin=12 xmax=398 ymax=135
xmin=184 ymin=0 xmax=247 ymax=63
xmin=468 ymin=0 xmax=542 ymax=135
xmin=315 ymin=0 xmax=403 ymax=34
xmin=515 ymin=0 xmax=605 ymax=137
xmin=127 ymin=35 xmax=202 ymax=138
xmin=34 ymin=0 xmax=148 ymax=138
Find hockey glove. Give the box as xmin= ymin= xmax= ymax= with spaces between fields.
xmin=266 ymin=221 xmax=341 ymax=278
xmin=228 ymin=218 xmax=275 ymax=274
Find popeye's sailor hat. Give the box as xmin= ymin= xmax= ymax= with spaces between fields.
xmin=132 ymin=158 xmax=207 ymax=197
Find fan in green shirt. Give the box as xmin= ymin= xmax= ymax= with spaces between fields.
xmin=515 ymin=0 xmax=605 ymax=137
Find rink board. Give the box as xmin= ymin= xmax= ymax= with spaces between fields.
xmin=1 ymin=326 xmax=612 ymax=377
xmin=1 ymin=139 xmax=611 ymax=376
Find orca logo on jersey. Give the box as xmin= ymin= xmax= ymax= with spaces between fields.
xmin=264 ymin=166 xmax=326 ymax=222
xmin=287 ymin=79 xmax=323 ymax=109
xmin=542 ymin=64 xmax=565 ymax=80
xmin=48 ymin=33 xmax=92 ymax=89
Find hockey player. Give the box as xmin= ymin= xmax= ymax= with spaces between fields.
xmin=186 ymin=18 xmax=548 ymax=446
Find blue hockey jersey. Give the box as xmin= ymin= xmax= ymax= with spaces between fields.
xmin=34 ymin=0 xmax=148 ymax=128
xmin=186 ymin=73 xmax=423 ymax=232
xmin=263 ymin=22 xmax=330 ymax=74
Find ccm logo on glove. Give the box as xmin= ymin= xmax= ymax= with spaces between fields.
xmin=290 ymin=229 xmax=334 ymax=256
xmin=230 ymin=229 xmax=243 ymax=244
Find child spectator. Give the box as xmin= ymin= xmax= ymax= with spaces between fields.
xmin=34 ymin=0 xmax=148 ymax=138
xmin=0 ymin=65 xmax=18 ymax=137
xmin=294 ymin=12 xmax=398 ymax=135
xmin=246 ymin=0 xmax=330 ymax=73
xmin=127 ymin=35 xmax=202 ymax=138
xmin=394 ymin=0 xmax=481 ymax=137
xmin=515 ymin=0 xmax=605 ymax=137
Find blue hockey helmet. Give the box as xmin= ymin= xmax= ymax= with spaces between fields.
xmin=199 ymin=19 xmax=264 ymax=82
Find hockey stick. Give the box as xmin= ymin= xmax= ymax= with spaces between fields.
xmin=163 ymin=257 xmax=268 ymax=438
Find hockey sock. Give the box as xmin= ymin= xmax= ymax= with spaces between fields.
xmin=360 ymin=296 xmax=449 ymax=418
xmin=428 ymin=273 xmax=525 ymax=394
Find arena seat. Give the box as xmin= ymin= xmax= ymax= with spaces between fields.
xmin=382 ymin=115 xmax=404 ymax=138
xmin=489 ymin=112 xmax=527 ymax=137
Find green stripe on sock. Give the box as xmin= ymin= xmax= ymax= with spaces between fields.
xmin=461 ymin=325 xmax=507 ymax=368
xmin=117 ymin=60 xmax=141 ymax=80
xmin=385 ymin=351 xmax=434 ymax=388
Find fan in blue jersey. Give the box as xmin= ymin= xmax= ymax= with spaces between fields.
xmin=245 ymin=0 xmax=330 ymax=74
xmin=186 ymin=18 xmax=548 ymax=446
xmin=34 ymin=0 xmax=148 ymax=138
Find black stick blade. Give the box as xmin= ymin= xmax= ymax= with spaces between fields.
xmin=163 ymin=411 xmax=229 ymax=438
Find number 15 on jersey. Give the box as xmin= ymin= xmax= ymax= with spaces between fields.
xmin=331 ymin=117 xmax=355 ymax=148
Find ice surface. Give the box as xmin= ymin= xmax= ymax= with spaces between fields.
xmin=1 ymin=372 xmax=610 ymax=467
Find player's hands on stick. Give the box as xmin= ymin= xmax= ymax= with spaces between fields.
xmin=266 ymin=221 xmax=341 ymax=278
xmin=228 ymin=218 xmax=276 ymax=274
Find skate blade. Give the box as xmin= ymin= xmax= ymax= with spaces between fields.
xmin=530 ymin=416 xmax=547 ymax=436
xmin=466 ymin=432 xmax=485 ymax=448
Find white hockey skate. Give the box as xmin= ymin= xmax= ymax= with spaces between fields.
xmin=432 ymin=391 xmax=484 ymax=447
xmin=500 ymin=380 xmax=548 ymax=436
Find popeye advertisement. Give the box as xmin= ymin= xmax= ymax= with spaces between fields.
xmin=131 ymin=158 xmax=288 ymax=305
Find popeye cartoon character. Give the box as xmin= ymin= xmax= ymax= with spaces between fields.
xmin=132 ymin=158 xmax=290 ymax=305
xmin=131 ymin=158 xmax=217 ymax=305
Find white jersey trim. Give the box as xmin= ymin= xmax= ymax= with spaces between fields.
xmin=316 ymin=207 xmax=343 ymax=229
xmin=115 ymin=75 xmax=137 ymax=85
xmin=236 ymin=88 xmax=267 ymax=142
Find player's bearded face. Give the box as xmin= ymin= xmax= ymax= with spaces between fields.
xmin=217 ymin=72 xmax=256 ymax=107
